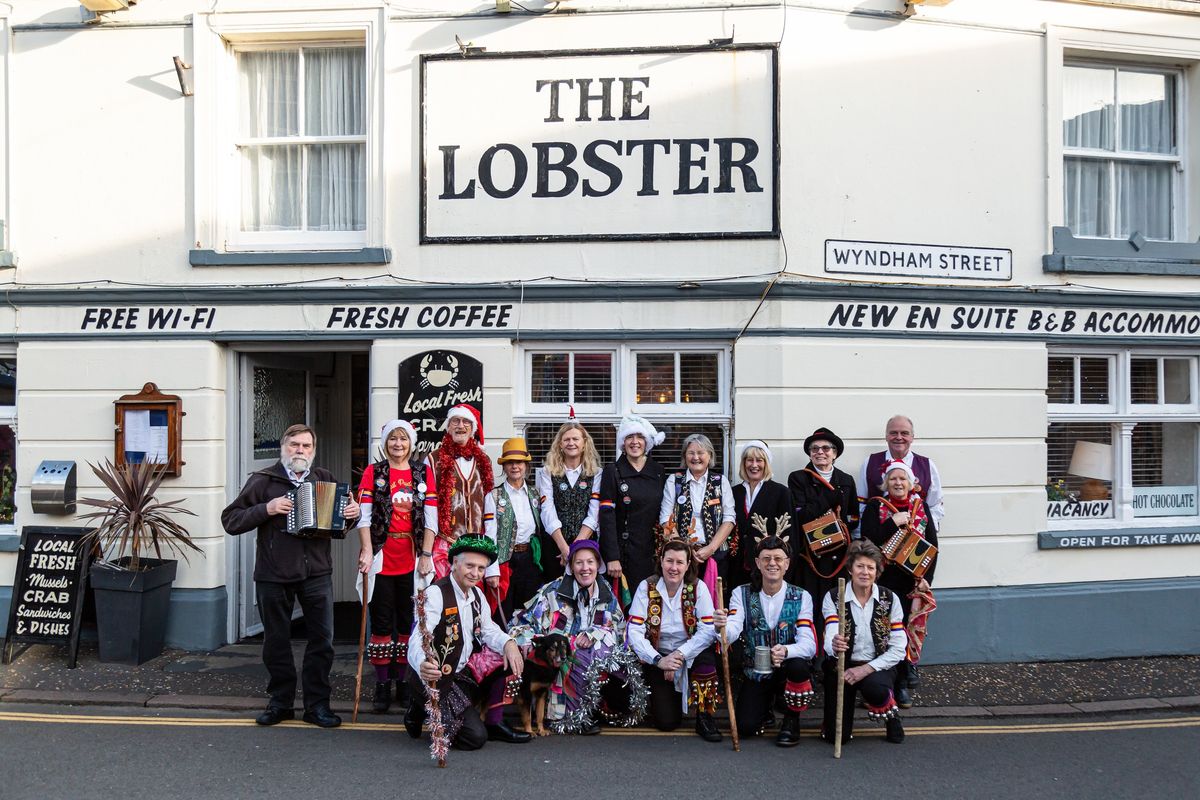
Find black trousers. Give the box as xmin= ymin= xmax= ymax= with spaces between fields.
xmin=405 ymin=670 xmax=489 ymax=751
xmin=821 ymin=658 xmax=895 ymax=742
xmin=369 ymin=571 xmax=414 ymax=639
xmin=256 ymin=574 xmax=334 ymax=711
xmin=735 ymin=658 xmax=811 ymax=738
xmin=503 ymin=549 xmax=543 ymax=619
xmin=643 ymin=647 xmax=717 ymax=732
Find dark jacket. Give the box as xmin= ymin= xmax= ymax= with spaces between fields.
xmin=221 ymin=462 xmax=338 ymax=583
xmin=731 ymin=479 xmax=791 ymax=578
xmin=786 ymin=464 xmax=861 ymax=615
xmin=598 ymin=455 xmax=665 ymax=593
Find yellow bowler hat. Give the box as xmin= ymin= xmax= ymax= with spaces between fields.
xmin=498 ymin=436 xmax=532 ymax=464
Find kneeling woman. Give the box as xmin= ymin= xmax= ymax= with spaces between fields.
xmin=822 ymin=540 xmax=907 ymax=745
xmin=626 ymin=539 xmax=723 ymax=742
xmin=509 ymin=539 xmax=643 ymax=735
xmin=713 ymin=535 xmax=816 ymax=747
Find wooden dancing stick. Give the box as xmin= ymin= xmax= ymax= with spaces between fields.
xmin=834 ymin=577 xmax=847 ymax=759
xmin=715 ymin=577 xmax=740 ymax=752
xmin=352 ymin=585 xmax=369 ymax=724
xmin=416 ymin=586 xmax=449 ymax=768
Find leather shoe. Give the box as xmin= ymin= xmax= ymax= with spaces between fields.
xmin=577 ymin=720 xmax=601 ymax=736
xmin=695 ymin=713 xmax=723 ymax=743
xmin=775 ymin=713 xmax=801 ymax=747
xmin=255 ymin=706 xmax=294 ymax=726
xmin=486 ymin=722 xmax=532 ymax=743
xmin=372 ymin=681 xmax=392 ymax=714
xmin=895 ymin=684 xmax=913 ymax=709
xmin=907 ymin=664 xmax=921 ymax=688
xmin=404 ymin=702 xmax=425 ymax=739
xmin=886 ymin=717 xmax=905 ymax=744
xmin=302 ymin=704 xmax=342 ymax=729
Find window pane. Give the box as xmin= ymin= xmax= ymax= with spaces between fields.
xmin=1064 ymin=158 xmax=1111 ymax=237
xmin=0 ymin=424 xmax=13 ymax=524
xmin=1164 ymin=358 xmax=1191 ymax=404
xmin=241 ymin=145 xmax=301 ymax=231
xmin=305 ymin=47 xmax=365 ymax=137
xmin=524 ymin=422 xmax=616 ymax=468
xmin=530 ymin=354 xmax=569 ymax=404
xmin=239 ymin=50 xmax=298 ymax=138
xmin=1130 ymin=358 xmax=1158 ymax=404
xmin=253 ymin=367 xmax=307 ymax=460
xmin=1119 ymin=71 xmax=1174 ymax=155
xmin=0 ymin=358 xmax=14 ymax=406
xmin=1047 ymin=356 xmax=1075 ymax=404
xmin=1117 ymin=162 xmax=1172 ymax=240
xmin=1063 ymin=65 xmax=1114 ymax=150
xmin=679 ymin=353 xmax=719 ymax=404
xmin=1046 ymin=423 xmax=1113 ymax=515
xmin=636 ymin=354 xmax=675 ymax=405
xmin=649 ymin=423 xmax=727 ymax=475
xmin=1131 ymin=422 xmax=1197 ymax=517
xmin=1079 ymin=358 xmax=1110 ymax=404
xmin=307 ymin=143 xmax=366 ymax=231
xmin=572 ymin=354 xmax=612 ymax=404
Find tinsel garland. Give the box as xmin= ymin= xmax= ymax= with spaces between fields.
xmin=548 ymin=646 xmax=649 ymax=734
xmin=415 ymin=587 xmax=449 ymax=768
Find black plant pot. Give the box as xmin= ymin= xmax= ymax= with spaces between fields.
xmin=89 ymin=557 xmax=178 ymax=665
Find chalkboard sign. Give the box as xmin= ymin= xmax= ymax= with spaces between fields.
xmin=3 ymin=526 xmax=93 ymax=669
xmin=397 ymin=350 xmax=484 ymax=461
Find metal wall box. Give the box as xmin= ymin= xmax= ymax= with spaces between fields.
xmin=31 ymin=461 xmax=77 ymax=515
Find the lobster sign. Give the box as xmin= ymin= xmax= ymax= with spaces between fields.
xmin=397 ymin=350 xmax=484 ymax=459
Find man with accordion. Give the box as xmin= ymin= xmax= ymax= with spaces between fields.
xmin=222 ymin=423 xmax=361 ymax=729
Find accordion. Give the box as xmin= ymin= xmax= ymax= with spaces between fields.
xmin=285 ymin=481 xmax=351 ymax=539
xmin=800 ymin=511 xmax=848 ymax=557
xmin=881 ymin=528 xmax=937 ymax=579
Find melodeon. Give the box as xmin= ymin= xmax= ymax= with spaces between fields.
xmin=285 ymin=481 xmax=351 ymax=539
xmin=881 ymin=527 xmax=937 ymax=579
xmin=800 ymin=511 xmax=848 ymax=557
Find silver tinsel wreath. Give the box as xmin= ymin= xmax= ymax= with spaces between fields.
xmin=548 ymin=646 xmax=649 ymax=734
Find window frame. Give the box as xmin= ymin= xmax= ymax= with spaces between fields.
xmin=0 ymin=348 xmax=15 ymax=534
xmin=1047 ymin=352 xmax=1117 ymax=415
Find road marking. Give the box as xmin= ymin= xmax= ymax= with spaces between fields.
xmin=1 ymin=711 xmax=1198 ymax=737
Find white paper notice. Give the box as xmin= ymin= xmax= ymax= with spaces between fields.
xmin=124 ymin=410 xmax=151 ymax=454
xmin=148 ymin=424 xmax=169 ymax=464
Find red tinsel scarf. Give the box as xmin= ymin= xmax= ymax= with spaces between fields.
xmin=434 ymin=434 xmax=495 ymax=538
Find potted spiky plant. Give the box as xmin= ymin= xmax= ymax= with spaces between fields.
xmin=79 ymin=459 xmax=201 ymax=665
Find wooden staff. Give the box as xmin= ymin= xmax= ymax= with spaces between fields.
xmin=715 ymin=577 xmax=739 ymax=752
xmin=834 ymin=576 xmax=847 ymax=759
xmin=352 ymin=584 xmax=370 ymax=724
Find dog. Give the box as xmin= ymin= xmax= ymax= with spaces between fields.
xmin=516 ymin=633 xmax=572 ymax=736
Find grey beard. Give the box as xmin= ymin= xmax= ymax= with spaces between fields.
xmin=284 ymin=456 xmax=311 ymax=473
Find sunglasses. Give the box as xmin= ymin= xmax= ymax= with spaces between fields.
xmin=809 ymin=445 xmax=835 ymax=453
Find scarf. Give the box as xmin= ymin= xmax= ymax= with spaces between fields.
xmin=435 ymin=434 xmax=495 ymax=539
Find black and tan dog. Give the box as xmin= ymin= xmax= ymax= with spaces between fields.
xmin=516 ymin=633 xmax=572 ymax=736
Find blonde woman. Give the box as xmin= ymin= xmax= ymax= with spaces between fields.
xmin=536 ymin=419 xmax=602 ymax=578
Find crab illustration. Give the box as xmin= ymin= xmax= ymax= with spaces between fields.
xmin=420 ymin=353 xmax=460 ymax=389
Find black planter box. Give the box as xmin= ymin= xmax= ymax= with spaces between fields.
xmin=89 ymin=557 xmax=178 ymax=666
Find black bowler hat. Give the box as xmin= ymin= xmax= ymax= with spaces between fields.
xmin=804 ymin=427 xmax=845 ymax=457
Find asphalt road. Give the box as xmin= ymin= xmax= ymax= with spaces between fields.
xmin=1 ymin=705 xmax=1196 ymax=800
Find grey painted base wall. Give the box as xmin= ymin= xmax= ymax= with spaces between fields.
xmin=1 ymin=578 xmax=1197 ymax=662
xmin=0 ymin=586 xmax=227 ymax=652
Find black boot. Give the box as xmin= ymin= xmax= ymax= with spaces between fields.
xmin=886 ymin=717 xmax=905 ymax=744
xmin=695 ymin=713 xmax=723 ymax=743
xmin=404 ymin=701 xmax=424 ymax=739
xmin=775 ymin=713 xmax=801 ymax=747
xmin=907 ymin=663 xmax=921 ymax=688
xmin=372 ymin=681 xmax=392 ymax=714
xmin=394 ymin=678 xmax=410 ymax=710
xmin=894 ymin=662 xmax=913 ymax=709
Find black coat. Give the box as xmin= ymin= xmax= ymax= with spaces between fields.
xmin=221 ymin=462 xmax=338 ymax=583
xmin=861 ymin=496 xmax=939 ymax=611
xmin=598 ymin=455 xmax=665 ymax=593
xmin=786 ymin=464 xmax=860 ymax=613
xmin=731 ymin=479 xmax=791 ymax=585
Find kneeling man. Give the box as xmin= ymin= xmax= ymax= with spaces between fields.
xmin=406 ymin=535 xmax=531 ymax=749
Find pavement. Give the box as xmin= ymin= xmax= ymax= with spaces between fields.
xmin=2 ymin=638 xmax=1198 ymax=721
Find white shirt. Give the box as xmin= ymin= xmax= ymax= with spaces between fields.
xmin=483 ymin=481 xmax=538 ymax=579
xmin=858 ymin=450 xmax=945 ymax=527
xmin=724 ymin=583 xmax=816 ymax=662
xmin=659 ymin=471 xmax=736 ymax=543
xmin=626 ymin=577 xmax=716 ymax=665
xmin=456 ymin=456 xmax=476 ymax=481
xmin=739 ymin=480 xmax=764 ymax=514
xmin=408 ymin=578 xmax=512 ymax=674
xmin=821 ymin=583 xmax=907 ymax=673
xmin=536 ymin=465 xmax=600 ymax=537
xmin=282 ymin=463 xmax=310 ymax=486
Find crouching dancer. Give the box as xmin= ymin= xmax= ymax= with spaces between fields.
xmin=822 ymin=540 xmax=907 ymax=745
xmin=713 ymin=535 xmax=816 ymax=747
xmin=405 ymin=535 xmax=532 ymax=749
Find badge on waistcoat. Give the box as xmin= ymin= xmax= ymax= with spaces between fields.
xmin=677 ymin=495 xmax=688 ymax=505
xmin=559 ymin=482 xmax=569 ymax=491
xmin=417 ymin=482 xmax=427 ymax=493
xmin=620 ymin=483 xmax=629 ymax=493
xmin=498 ymin=497 xmax=507 ymax=508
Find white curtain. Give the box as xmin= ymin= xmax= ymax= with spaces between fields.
xmin=238 ymin=47 xmax=365 ymax=233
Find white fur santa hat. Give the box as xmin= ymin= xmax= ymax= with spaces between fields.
xmin=381 ymin=419 xmax=418 ymax=448
xmin=616 ymin=413 xmax=666 ymax=453
xmin=446 ymin=403 xmax=484 ymax=444
xmin=880 ymin=459 xmax=916 ymax=486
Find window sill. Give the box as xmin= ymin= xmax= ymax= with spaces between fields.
xmin=190 ymin=248 xmax=391 ymax=267
xmin=1043 ymin=227 xmax=1200 ymax=275
xmin=0 ymin=528 xmax=19 ymax=552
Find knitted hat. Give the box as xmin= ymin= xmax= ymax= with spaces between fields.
xmin=739 ymin=439 xmax=773 ymax=466
xmin=381 ymin=419 xmax=418 ymax=449
xmin=615 ymin=413 xmax=666 ymax=453
xmin=446 ymin=403 xmax=484 ymax=445
xmin=566 ymin=538 xmax=605 ymax=575
xmin=498 ymin=436 xmax=532 ymax=464
xmin=448 ymin=534 xmax=498 ymax=565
